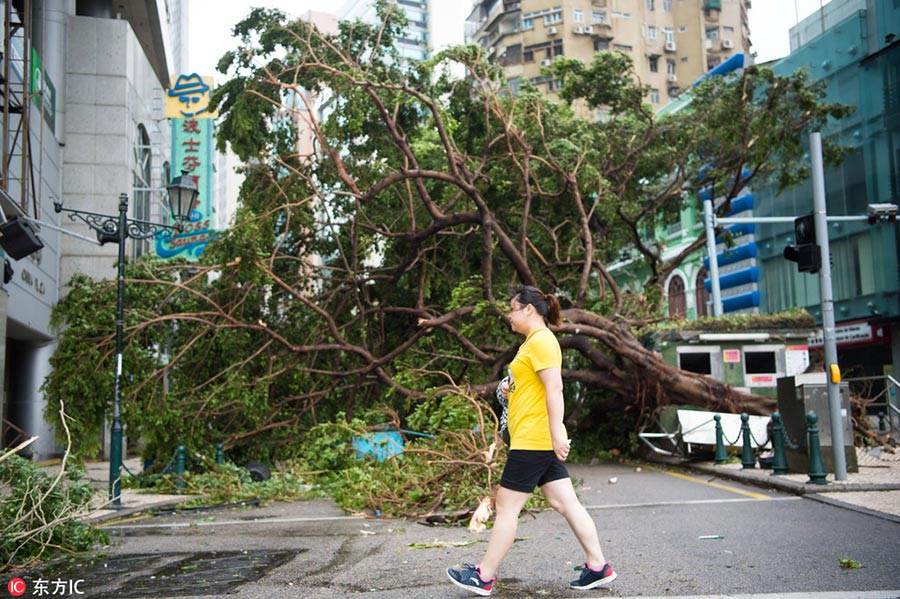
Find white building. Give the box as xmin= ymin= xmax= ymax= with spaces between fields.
xmin=0 ymin=0 xmax=184 ymax=460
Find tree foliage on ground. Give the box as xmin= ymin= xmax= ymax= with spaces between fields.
xmin=43 ymin=1 xmax=850 ymax=468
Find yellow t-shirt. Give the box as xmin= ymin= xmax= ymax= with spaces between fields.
xmin=507 ymin=327 xmax=565 ymax=450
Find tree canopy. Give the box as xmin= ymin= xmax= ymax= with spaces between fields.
xmin=44 ymin=2 xmax=849 ymax=463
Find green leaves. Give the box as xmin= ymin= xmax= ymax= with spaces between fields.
xmin=0 ymin=455 xmax=109 ymax=569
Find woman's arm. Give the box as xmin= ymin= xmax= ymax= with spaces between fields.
xmin=539 ymin=367 xmax=569 ymax=461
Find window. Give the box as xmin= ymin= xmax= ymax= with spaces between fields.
xmin=667 ymin=59 xmax=676 ymax=74
xmin=523 ymin=18 xmax=534 ymax=29
xmin=763 ymin=255 xmax=821 ymax=313
xmin=649 ymin=56 xmax=659 ymax=72
xmin=592 ymin=11 xmax=606 ymax=23
xmin=594 ymin=39 xmax=610 ymax=51
xmin=647 ymin=0 xmax=655 ymax=9
xmin=832 ymin=234 xmax=876 ymax=299
xmin=574 ymin=8 xmax=584 ymax=22
xmin=680 ymin=352 xmax=712 ymax=375
xmin=650 ymin=87 xmax=660 ymax=104
xmin=664 ymin=0 xmax=672 ymax=11
xmin=706 ymin=27 xmax=719 ymax=39
xmin=744 ymin=351 xmax=777 ymax=374
xmin=723 ymin=26 xmax=735 ymax=33
xmin=695 ymin=268 xmax=710 ymax=317
xmin=545 ymin=11 xmax=562 ymax=24
xmin=664 ymin=27 xmax=674 ymax=42
xmin=667 ymin=275 xmax=686 ymax=317
xmin=677 ymin=346 xmax=723 ymax=379
xmin=132 ymin=124 xmax=153 ymax=259
xmin=648 ymin=25 xmax=657 ymax=40
xmin=741 ymin=345 xmax=784 ymax=387
xmin=613 ymin=44 xmax=633 ymax=52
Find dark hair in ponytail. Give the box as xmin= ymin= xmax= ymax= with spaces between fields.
xmin=511 ymin=285 xmax=561 ymax=327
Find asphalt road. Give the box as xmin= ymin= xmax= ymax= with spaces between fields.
xmin=14 ymin=461 xmax=900 ymax=598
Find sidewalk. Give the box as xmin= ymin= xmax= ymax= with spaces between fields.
xmin=672 ymin=445 xmax=900 ymax=522
xmin=81 ymin=457 xmax=198 ymax=522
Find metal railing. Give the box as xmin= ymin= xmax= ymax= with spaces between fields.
xmin=843 ymin=374 xmax=900 ymax=433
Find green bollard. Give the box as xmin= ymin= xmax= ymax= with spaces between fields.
xmin=216 ymin=443 xmax=224 ymax=465
xmin=176 ymin=445 xmax=187 ymax=489
xmin=805 ymin=412 xmax=828 ymax=485
xmin=770 ymin=413 xmax=789 ymax=475
xmin=740 ymin=413 xmax=756 ymax=469
xmin=713 ymin=414 xmax=729 ymax=464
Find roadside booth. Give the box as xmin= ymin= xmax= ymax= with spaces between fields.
xmin=655 ymin=329 xmax=815 ymax=398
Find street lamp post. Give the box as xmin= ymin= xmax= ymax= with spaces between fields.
xmin=54 ymin=173 xmax=197 ymax=504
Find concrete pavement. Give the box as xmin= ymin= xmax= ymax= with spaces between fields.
xmin=76 ymin=445 xmax=900 ymax=524
xmin=18 ymin=450 xmax=900 ymax=598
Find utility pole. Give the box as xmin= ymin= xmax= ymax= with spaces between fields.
xmin=810 ymin=131 xmax=847 ymax=481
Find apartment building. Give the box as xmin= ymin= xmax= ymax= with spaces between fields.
xmin=465 ymin=0 xmax=750 ymax=110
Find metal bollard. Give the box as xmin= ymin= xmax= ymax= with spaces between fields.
xmin=714 ymin=414 xmax=729 ymax=464
xmin=216 ymin=443 xmax=224 ymax=465
xmin=806 ymin=412 xmax=828 ymax=485
xmin=176 ymin=445 xmax=187 ymax=489
xmin=740 ymin=413 xmax=756 ymax=469
xmin=770 ymin=413 xmax=789 ymax=475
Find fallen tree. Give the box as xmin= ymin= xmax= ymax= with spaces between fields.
xmin=44 ymin=3 xmax=849 ymax=462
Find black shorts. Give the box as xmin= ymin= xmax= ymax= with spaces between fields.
xmin=500 ymin=449 xmax=570 ymax=493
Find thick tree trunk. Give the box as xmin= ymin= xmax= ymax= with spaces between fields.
xmin=557 ymin=308 xmax=774 ymax=417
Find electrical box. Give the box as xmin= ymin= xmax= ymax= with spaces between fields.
xmin=776 ymin=373 xmax=858 ymax=473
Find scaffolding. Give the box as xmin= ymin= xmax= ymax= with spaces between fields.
xmin=1 ymin=0 xmax=41 ymax=218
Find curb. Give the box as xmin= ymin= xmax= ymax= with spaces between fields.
xmin=687 ymin=462 xmax=900 ymax=495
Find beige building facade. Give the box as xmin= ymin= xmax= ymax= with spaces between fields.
xmin=466 ymin=0 xmax=750 ymax=111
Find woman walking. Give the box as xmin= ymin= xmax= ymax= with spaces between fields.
xmin=447 ymin=286 xmax=617 ymax=596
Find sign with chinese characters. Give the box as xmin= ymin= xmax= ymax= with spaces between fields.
xmin=723 ymin=349 xmax=741 ymax=363
xmin=30 ymin=48 xmax=56 ymax=133
xmin=156 ymin=74 xmax=217 ymax=260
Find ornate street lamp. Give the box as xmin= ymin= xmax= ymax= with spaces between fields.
xmin=54 ymin=171 xmax=197 ymax=504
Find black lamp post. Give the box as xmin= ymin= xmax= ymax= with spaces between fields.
xmin=54 ymin=171 xmax=197 ymax=504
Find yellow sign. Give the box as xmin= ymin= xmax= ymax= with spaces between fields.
xmin=166 ymin=73 xmax=217 ymax=119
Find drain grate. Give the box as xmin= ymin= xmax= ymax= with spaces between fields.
xmin=114 ymin=550 xmax=297 ymax=597
xmin=20 ymin=550 xmax=301 ymax=597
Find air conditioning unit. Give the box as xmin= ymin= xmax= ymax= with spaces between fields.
xmin=540 ymin=58 xmax=553 ymax=66
xmin=721 ymin=39 xmax=734 ymax=49
xmin=574 ymin=26 xmax=585 ymax=34
xmin=667 ymin=73 xmax=678 ymax=82
xmin=664 ymin=41 xmax=677 ymax=52
xmin=704 ymin=38 xmax=712 ymax=49
xmin=583 ymin=25 xmax=594 ymax=34
xmin=547 ymin=26 xmax=558 ymax=35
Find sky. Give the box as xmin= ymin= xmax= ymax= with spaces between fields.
xmin=187 ymin=0 xmax=832 ymax=79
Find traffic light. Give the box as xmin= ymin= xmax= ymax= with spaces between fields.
xmin=783 ymin=212 xmax=820 ymax=274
